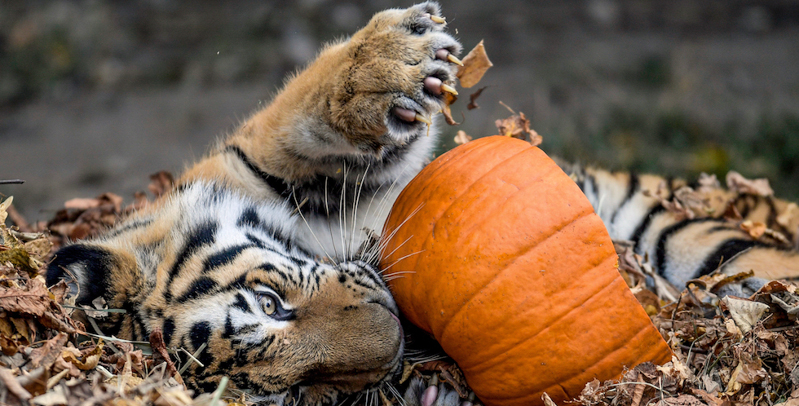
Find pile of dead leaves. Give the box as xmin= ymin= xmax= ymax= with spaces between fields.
xmin=9 ymin=171 xmax=174 ymax=252
xmin=573 ymin=260 xmax=799 ymax=406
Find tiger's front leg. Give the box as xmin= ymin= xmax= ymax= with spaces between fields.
xmin=179 ymin=1 xmax=462 ymax=260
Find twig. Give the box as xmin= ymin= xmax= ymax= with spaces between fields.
xmin=0 ymin=179 xmax=24 ymax=185
xmin=607 ymin=381 xmax=671 ymax=397
xmin=178 ymin=342 xmax=208 ymax=374
xmin=63 ymin=304 xmax=128 ymax=313
xmin=210 ymin=376 xmax=230 ymax=406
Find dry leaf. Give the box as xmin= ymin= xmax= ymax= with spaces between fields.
xmin=740 ymin=220 xmax=767 ymax=239
xmin=494 ymin=111 xmax=542 ymax=145
xmin=726 ymin=171 xmax=773 ymax=197
xmin=467 ymin=86 xmax=487 ymax=110
xmin=0 ymin=366 xmax=33 ymax=401
xmin=542 ymin=393 xmax=557 ymax=406
xmin=63 ymin=342 xmax=103 ymax=370
xmin=148 ymin=171 xmax=175 ymax=198
xmin=457 ymin=40 xmax=493 ymax=88
xmin=634 ymin=288 xmax=661 ymax=316
xmin=454 ymin=131 xmax=472 ymax=145
xmin=0 ymin=196 xmax=12 ymax=224
xmin=722 ymin=297 xmax=769 ymax=333
xmin=696 ymin=173 xmax=721 ymax=192
xmin=734 ymin=353 xmax=768 ymax=385
xmin=63 ymin=197 xmax=101 ymax=211
xmin=656 ymin=394 xmax=705 ymax=405
xmin=150 ymin=328 xmax=184 ymax=386
xmin=29 ymin=333 xmax=68 ymax=370
xmin=441 ymin=91 xmax=459 ymax=125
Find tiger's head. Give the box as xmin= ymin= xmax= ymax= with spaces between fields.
xmin=47 ymin=183 xmax=404 ymax=405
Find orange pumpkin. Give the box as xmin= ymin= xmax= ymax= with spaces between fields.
xmin=380 ymin=136 xmax=672 ymax=406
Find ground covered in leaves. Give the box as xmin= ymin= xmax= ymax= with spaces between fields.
xmin=3 ymin=165 xmax=799 ymax=406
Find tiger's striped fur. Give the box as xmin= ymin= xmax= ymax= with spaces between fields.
xmin=557 ymin=159 xmax=799 ymax=293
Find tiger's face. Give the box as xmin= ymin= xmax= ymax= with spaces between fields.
xmin=47 ymin=183 xmax=404 ymax=405
xmin=168 ymin=257 xmax=403 ymax=404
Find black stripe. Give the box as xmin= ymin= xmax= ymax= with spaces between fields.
xmin=610 ymin=173 xmax=639 ymax=225
xmin=129 ymin=301 xmax=146 ymax=341
xmin=256 ymin=262 xmax=296 ymax=286
xmin=735 ymin=195 xmax=755 ymax=218
xmin=46 ymin=244 xmax=115 ymax=304
xmin=202 ymin=243 xmax=254 ymax=273
xmin=237 ymin=207 xmax=262 ymax=228
xmin=232 ymin=293 xmax=251 ymax=312
xmin=169 ymin=221 xmax=218 ymax=280
xmin=177 ymin=277 xmax=219 ymax=303
xmin=254 ymin=335 xmax=277 ymax=360
xmin=654 ymin=218 xmax=719 ymax=275
xmin=223 ymin=315 xmax=235 ymax=338
xmin=245 ymin=232 xmax=267 ymax=248
xmin=104 ymin=219 xmax=154 ymax=239
xmin=190 ymin=321 xmax=215 ymax=367
xmin=162 ymin=318 xmax=175 ymax=346
xmin=696 ymin=239 xmax=764 ymax=277
xmin=224 ymin=145 xmax=292 ymax=197
xmin=165 ymin=221 xmax=218 ymax=301
xmin=630 ymin=204 xmax=665 ymax=250
xmin=630 ymin=177 xmax=676 ymax=250
xmin=586 ymin=173 xmax=598 ymax=200
xmin=765 ymin=197 xmax=786 ymax=234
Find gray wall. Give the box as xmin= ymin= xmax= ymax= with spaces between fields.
xmin=2 ymin=0 xmax=799 ymax=221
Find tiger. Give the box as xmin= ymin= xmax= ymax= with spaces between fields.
xmin=556 ymin=159 xmax=799 ymax=296
xmin=47 ymin=3 xmax=466 ymax=405
xmin=42 ymin=2 xmax=799 ymax=406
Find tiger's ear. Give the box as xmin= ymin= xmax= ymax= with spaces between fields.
xmin=46 ymin=244 xmax=118 ymax=305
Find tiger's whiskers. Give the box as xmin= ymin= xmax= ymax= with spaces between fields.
xmin=324 ymin=177 xmax=341 ymax=261
xmin=293 ymin=186 xmax=336 ymax=264
xmin=348 ymin=164 xmax=370 ymax=260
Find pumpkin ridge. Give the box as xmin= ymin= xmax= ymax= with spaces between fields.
xmin=384 ymin=146 xmax=535 ymax=293
xmin=457 ymin=254 xmax=618 ymax=372
xmin=407 ymin=145 xmax=537 ymax=244
xmin=436 ymin=208 xmax=598 ymax=343
xmin=551 ymin=318 xmax=664 ymax=400
xmin=457 ymin=157 xmax=563 ymax=236
xmin=462 ymin=273 xmax=662 ymax=404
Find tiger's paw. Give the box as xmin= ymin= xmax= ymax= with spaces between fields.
xmin=327 ymin=1 xmax=462 ymax=151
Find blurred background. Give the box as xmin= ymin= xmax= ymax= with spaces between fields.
xmin=1 ymin=0 xmax=799 ymax=221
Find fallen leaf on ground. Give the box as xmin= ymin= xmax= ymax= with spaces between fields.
xmin=726 ymin=171 xmax=773 ymax=197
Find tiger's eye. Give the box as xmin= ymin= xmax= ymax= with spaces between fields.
xmin=261 ymin=296 xmax=276 ymax=315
